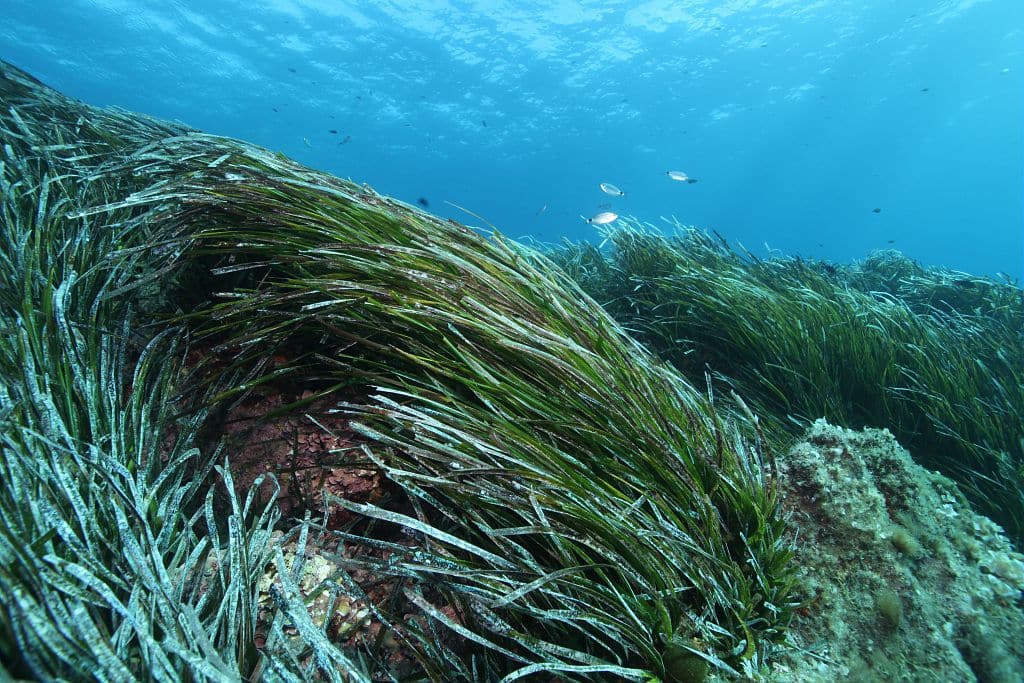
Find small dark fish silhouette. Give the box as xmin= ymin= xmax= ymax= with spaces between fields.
xmin=329 ymin=129 xmax=337 ymax=134
xmin=920 ymin=87 xmax=929 ymax=92
xmin=482 ymin=120 xmax=487 ymax=127
xmin=339 ymin=135 xmax=351 ymax=145
xmin=288 ymin=68 xmax=296 ymax=73
xmin=417 ymin=197 xmax=430 ymax=207
xmin=887 ymin=239 xmax=896 ymax=244
xmin=872 ymin=207 xmax=882 ymax=213
xmin=272 ymin=107 xmax=278 ymax=112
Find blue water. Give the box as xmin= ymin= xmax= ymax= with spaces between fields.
xmin=3 ymin=0 xmax=1022 ymax=279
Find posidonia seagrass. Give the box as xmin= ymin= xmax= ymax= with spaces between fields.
xmin=552 ymin=224 xmax=1023 ymax=549
xmin=1 ymin=60 xmax=795 ymax=681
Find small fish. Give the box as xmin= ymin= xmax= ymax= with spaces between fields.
xmin=667 ymin=170 xmax=698 ymax=184
xmin=600 ymin=182 xmax=625 ymax=197
xmin=303 ymin=137 xmax=312 ymax=148
xmin=417 ymin=197 xmax=430 ymax=207
xmin=536 ymin=203 xmax=548 ymax=215
xmin=340 ymin=135 xmax=351 ymax=145
xmin=586 ymin=211 xmax=618 ymax=225
xmin=873 ymin=207 xmax=882 ymax=213
xmin=329 ymin=129 xmax=338 ymax=134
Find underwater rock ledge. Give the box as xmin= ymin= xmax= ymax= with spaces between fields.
xmin=771 ymin=420 xmax=1024 ymax=683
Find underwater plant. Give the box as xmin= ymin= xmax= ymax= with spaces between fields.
xmin=551 ymin=223 xmax=1024 ymax=549
xmin=0 ymin=60 xmax=797 ymax=680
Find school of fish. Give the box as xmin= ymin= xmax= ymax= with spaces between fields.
xmin=584 ymin=170 xmax=699 ymax=226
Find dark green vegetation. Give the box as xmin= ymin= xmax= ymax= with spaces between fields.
xmin=874 ymin=588 xmax=902 ymax=630
xmin=552 ymin=225 xmax=1024 ymax=548
xmin=0 ymin=62 xmax=796 ymax=681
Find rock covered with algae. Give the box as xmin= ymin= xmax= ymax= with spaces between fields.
xmin=768 ymin=419 xmax=1024 ymax=682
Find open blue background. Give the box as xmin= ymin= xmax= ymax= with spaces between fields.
xmin=3 ymin=0 xmax=1021 ymax=278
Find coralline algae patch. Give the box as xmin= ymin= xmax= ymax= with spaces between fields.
xmin=770 ymin=419 xmax=1024 ymax=683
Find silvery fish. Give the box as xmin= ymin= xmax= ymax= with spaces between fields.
xmin=666 ymin=170 xmax=698 ymax=184
xmin=599 ymin=182 xmax=625 ymax=197
xmin=586 ymin=211 xmax=618 ymax=225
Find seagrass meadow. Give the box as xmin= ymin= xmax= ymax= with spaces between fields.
xmin=3 ymin=57 xmax=1023 ymax=682
xmin=0 ymin=61 xmax=797 ymax=681
xmin=549 ymin=228 xmax=1024 ymax=549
